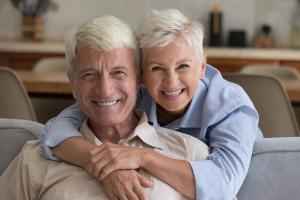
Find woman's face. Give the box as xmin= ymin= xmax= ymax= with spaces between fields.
xmin=142 ymin=37 xmax=206 ymax=116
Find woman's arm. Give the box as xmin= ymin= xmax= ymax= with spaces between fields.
xmin=142 ymin=151 xmax=196 ymax=199
xmin=85 ymin=138 xmax=210 ymax=200
xmin=40 ymin=103 xmax=86 ymax=161
xmin=52 ymin=136 xmax=95 ymax=167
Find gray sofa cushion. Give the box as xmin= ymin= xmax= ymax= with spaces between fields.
xmin=0 ymin=119 xmax=43 ymax=175
xmin=237 ymin=137 xmax=300 ymax=200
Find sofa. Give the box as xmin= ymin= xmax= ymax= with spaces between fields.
xmin=1 ymin=118 xmax=300 ymax=200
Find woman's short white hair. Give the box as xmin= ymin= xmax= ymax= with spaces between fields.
xmin=136 ymin=9 xmax=204 ymax=55
xmin=65 ymin=15 xmax=139 ymax=79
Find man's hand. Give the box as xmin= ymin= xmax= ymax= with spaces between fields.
xmin=102 ymin=170 xmax=152 ymax=200
xmin=85 ymin=142 xmax=148 ymax=180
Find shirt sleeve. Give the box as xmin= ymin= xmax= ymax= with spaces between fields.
xmin=0 ymin=141 xmax=45 ymax=200
xmin=189 ymin=106 xmax=258 ymax=200
xmin=187 ymin=135 xmax=210 ymax=161
xmin=40 ymin=103 xmax=86 ymax=160
xmin=0 ymin=153 xmax=27 ymax=199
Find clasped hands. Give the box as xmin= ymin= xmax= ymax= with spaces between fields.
xmin=85 ymin=142 xmax=153 ymax=200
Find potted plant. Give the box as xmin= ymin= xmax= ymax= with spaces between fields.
xmin=10 ymin=0 xmax=57 ymax=40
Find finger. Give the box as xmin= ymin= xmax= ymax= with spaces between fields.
xmin=85 ymin=158 xmax=99 ymax=175
xmin=93 ymin=156 xmax=115 ymax=179
xmin=106 ymin=191 xmax=117 ymax=200
xmin=133 ymin=185 xmax=146 ymax=200
xmin=85 ymin=146 xmax=103 ymax=173
xmin=137 ymin=173 xmax=153 ymax=188
xmin=86 ymin=151 xmax=106 ymax=174
xmin=99 ymin=162 xmax=117 ymax=181
xmin=86 ymin=154 xmax=103 ymax=175
xmin=125 ymin=190 xmax=139 ymax=200
xmin=89 ymin=141 xmax=115 ymax=156
xmin=87 ymin=150 xmax=112 ymax=177
xmin=89 ymin=144 xmax=104 ymax=156
xmin=118 ymin=193 xmax=129 ymax=200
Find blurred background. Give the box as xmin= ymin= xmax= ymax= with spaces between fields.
xmin=1 ymin=0 xmax=300 ymax=47
xmin=0 ymin=0 xmax=300 ymax=132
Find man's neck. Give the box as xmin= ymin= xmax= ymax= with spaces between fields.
xmin=89 ymin=113 xmax=139 ymax=144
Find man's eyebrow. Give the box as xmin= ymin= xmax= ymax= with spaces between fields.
xmin=146 ymin=61 xmax=164 ymax=66
xmin=78 ymin=68 xmax=96 ymax=74
xmin=111 ymin=66 xmax=128 ymax=70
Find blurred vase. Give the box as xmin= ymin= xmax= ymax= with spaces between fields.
xmin=290 ymin=0 xmax=300 ymax=48
xmin=22 ymin=16 xmax=44 ymax=40
xmin=209 ymin=4 xmax=223 ymax=47
xmin=291 ymin=28 xmax=300 ymax=48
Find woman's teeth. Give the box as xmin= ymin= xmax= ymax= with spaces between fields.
xmin=164 ymin=90 xmax=183 ymax=96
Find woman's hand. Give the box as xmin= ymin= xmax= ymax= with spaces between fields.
xmin=85 ymin=142 xmax=196 ymax=199
xmin=85 ymin=142 xmax=148 ymax=180
xmin=102 ymin=169 xmax=152 ymax=200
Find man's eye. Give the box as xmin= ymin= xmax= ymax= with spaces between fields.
xmin=112 ymin=70 xmax=126 ymax=75
xmin=116 ymin=70 xmax=126 ymax=74
xmin=82 ymin=73 xmax=97 ymax=80
xmin=111 ymin=70 xmax=127 ymax=78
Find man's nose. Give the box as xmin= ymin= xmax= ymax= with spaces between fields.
xmin=94 ymin=76 xmax=113 ymax=97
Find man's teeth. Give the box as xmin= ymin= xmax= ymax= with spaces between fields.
xmin=164 ymin=90 xmax=182 ymax=96
xmin=96 ymin=100 xmax=117 ymax=106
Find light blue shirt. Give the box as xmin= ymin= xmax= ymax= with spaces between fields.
xmin=41 ymin=65 xmax=260 ymax=200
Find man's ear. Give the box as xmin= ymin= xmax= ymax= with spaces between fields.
xmin=70 ymin=80 xmax=77 ymax=100
xmin=200 ymin=53 xmax=207 ymax=79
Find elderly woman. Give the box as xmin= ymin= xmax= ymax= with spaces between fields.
xmin=41 ymin=9 xmax=259 ymax=200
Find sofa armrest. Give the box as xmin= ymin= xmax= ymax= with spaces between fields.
xmin=0 ymin=119 xmax=44 ymax=175
xmin=237 ymin=137 xmax=300 ymax=200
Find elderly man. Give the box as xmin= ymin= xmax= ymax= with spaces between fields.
xmin=0 ymin=16 xmax=209 ymax=200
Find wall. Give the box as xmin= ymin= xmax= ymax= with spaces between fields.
xmin=0 ymin=0 xmax=299 ymax=47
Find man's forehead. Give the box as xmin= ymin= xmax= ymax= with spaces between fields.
xmin=77 ymin=47 xmax=134 ymax=63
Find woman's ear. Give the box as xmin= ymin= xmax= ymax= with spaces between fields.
xmin=136 ymin=74 xmax=142 ymax=93
xmin=200 ymin=53 xmax=207 ymax=79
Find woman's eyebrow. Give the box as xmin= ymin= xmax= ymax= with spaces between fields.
xmin=176 ymin=59 xmax=192 ymax=65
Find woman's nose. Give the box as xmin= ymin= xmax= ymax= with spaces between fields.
xmin=162 ymin=72 xmax=179 ymax=87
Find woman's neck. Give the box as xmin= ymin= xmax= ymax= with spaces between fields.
xmin=89 ymin=113 xmax=139 ymax=143
xmin=156 ymin=104 xmax=187 ymax=126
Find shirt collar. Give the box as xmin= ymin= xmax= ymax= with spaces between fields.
xmin=80 ymin=109 xmax=163 ymax=150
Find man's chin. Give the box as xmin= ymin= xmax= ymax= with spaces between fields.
xmin=90 ymin=115 xmax=119 ymax=125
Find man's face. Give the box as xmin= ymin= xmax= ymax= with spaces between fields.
xmin=72 ymin=47 xmax=138 ymax=128
xmin=142 ymin=36 xmax=206 ymax=116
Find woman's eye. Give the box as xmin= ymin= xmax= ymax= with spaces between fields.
xmin=178 ymin=64 xmax=189 ymax=70
xmin=151 ymin=66 xmax=163 ymax=71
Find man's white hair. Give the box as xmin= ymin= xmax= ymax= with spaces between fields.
xmin=136 ymin=9 xmax=204 ymax=55
xmin=65 ymin=15 xmax=139 ymax=80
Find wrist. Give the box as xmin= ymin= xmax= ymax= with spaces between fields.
xmin=140 ymin=148 xmax=155 ymax=169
